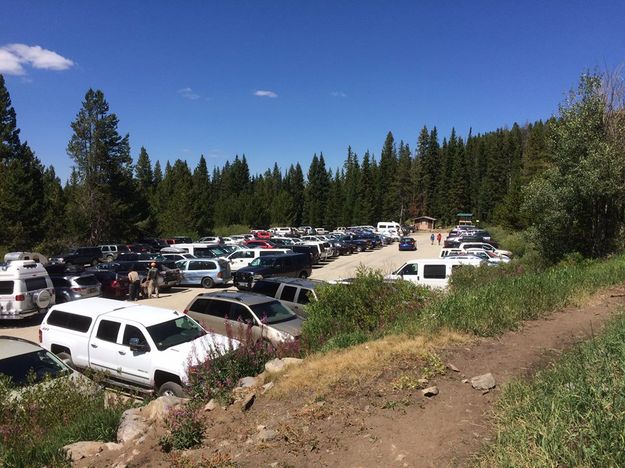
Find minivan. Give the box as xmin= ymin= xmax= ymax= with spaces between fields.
xmin=176 ymin=258 xmax=232 ymax=288
xmin=0 ymin=260 xmax=55 ymax=320
xmin=385 ymin=257 xmax=483 ymax=289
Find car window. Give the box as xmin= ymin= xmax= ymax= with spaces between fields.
xmin=96 ymin=320 xmax=121 ymax=342
xmin=189 ymin=298 xmax=209 ymax=314
xmin=251 ymin=281 xmax=280 ymax=297
xmin=399 ymin=264 xmax=418 ymax=275
xmin=250 ymin=301 xmax=296 ymax=325
xmin=0 ymin=281 xmax=14 ymax=294
xmin=204 ymin=299 xmax=230 ymax=318
xmin=423 ymin=264 xmax=447 ymax=279
xmin=46 ymin=311 xmax=92 ymax=333
xmin=297 ymin=288 xmax=313 ymax=305
xmin=0 ymin=349 xmax=68 ymax=386
xmin=25 ymin=277 xmax=48 ymax=291
xmin=51 ymin=277 xmax=70 ymax=288
xmin=280 ymin=285 xmax=297 ymax=302
xmin=75 ymin=275 xmax=99 ymax=286
xmin=146 ymin=316 xmax=204 ymax=351
xmin=229 ymin=304 xmax=255 ymax=323
xmin=122 ymin=325 xmax=149 ymax=347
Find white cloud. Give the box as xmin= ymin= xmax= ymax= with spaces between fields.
xmin=178 ymin=87 xmax=200 ymax=100
xmin=254 ymin=89 xmax=278 ymax=98
xmin=0 ymin=44 xmax=74 ymax=75
xmin=331 ymin=91 xmax=347 ymax=98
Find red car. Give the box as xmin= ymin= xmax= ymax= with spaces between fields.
xmin=253 ymin=230 xmax=272 ymax=240
xmin=244 ymin=240 xmax=275 ymax=249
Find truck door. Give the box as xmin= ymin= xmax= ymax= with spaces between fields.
xmin=89 ymin=318 xmax=124 ymax=375
xmin=116 ymin=323 xmax=153 ymax=386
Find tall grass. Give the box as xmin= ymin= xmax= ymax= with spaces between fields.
xmin=212 ymin=224 xmax=250 ymax=237
xmin=0 ymin=376 xmax=131 ymax=467
xmin=415 ymin=255 xmax=625 ymax=336
xmin=477 ymin=310 xmax=625 ymax=466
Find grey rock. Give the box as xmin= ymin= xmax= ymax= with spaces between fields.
xmin=63 ymin=441 xmax=106 ymax=461
xmin=204 ymin=399 xmax=218 ymax=411
xmin=142 ymin=395 xmax=186 ymax=422
xmin=256 ymin=428 xmax=279 ymax=443
xmin=421 ymin=386 xmax=439 ymax=397
xmin=239 ymin=376 xmax=258 ymax=388
xmin=241 ymin=392 xmax=256 ymax=411
xmin=117 ymin=409 xmax=149 ymax=444
xmin=447 ymin=363 xmax=460 ymax=372
xmin=264 ymin=357 xmax=303 ymax=374
xmin=470 ymin=373 xmax=496 ymax=390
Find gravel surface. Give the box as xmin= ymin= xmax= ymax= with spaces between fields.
xmin=0 ymin=230 xmax=444 ymax=342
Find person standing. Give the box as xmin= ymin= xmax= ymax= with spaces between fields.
xmin=147 ymin=262 xmax=160 ymax=298
xmin=430 ymin=233 xmax=435 ymax=245
xmin=128 ymin=266 xmax=140 ymax=301
xmin=436 ymin=232 xmax=442 ymax=245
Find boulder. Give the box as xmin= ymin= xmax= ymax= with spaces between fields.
xmin=421 ymin=386 xmax=439 ymax=397
xmin=256 ymin=428 xmax=279 ymax=443
xmin=470 ymin=373 xmax=496 ymax=391
xmin=142 ymin=395 xmax=186 ymax=422
xmin=238 ymin=376 xmax=258 ymax=388
xmin=264 ymin=357 xmax=303 ymax=375
xmin=204 ymin=399 xmax=218 ymax=411
xmin=63 ymin=441 xmax=107 ymax=461
xmin=117 ymin=409 xmax=150 ymax=444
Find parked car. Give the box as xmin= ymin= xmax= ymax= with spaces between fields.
xmin=227 ymin=248 xmax=292 ymax=272
xmin=50 ymin=247 xmax=103 ymax=266
xmin=40 ymin=298 xmax=234 ymax=396
xmin=183 ymin=291 xmax=303 ymax=345
xmin=0 ymin=260 xmax=55 ymax=320
xmin=244 ymin=240 xmax=275 ymax=249
xmin=197 ymin=236 xmax=222 ymax=244
xmin=139 ymin=238 xmax=169 ymax=251
xmin=127 ymin=243 xmax=153 ymax=253
xmin=0 ymin=336 xmax=85 ymax=388
xmin=250 ymin=277 xmax=325 ymax=318
xmin=289 ymin=244 xmax=321 ymax=265
xmin=160 ymin=252 xmax=197 ymax=262
xmin=47 ymin=269 xmax=101 ymax=304
xmin=90 ymin=269 xmax=129 ymax=299
xmin=176 ymin=258 xmax=232 ymax=289
xmin=339 ymin=234 xmax=369 ymax=252
xmin=398 ymin=237 xmax=417 ymax=251
xmin=458 ymin=242 xmax=512 ymax=258
xmin=91 ymin=260 xmax=181 ymax=291
xmin=385 ymin=257 xmax=483 ymax=289
xmin=4 ymin=251 xmax=49 ymax=265
xmin=234 ymin=253 xmax=312 ymax=290
xmin=98 ymin=244 xmax=130 ymax=262
xmin=253 ymin=230 xmax=272 ymax=240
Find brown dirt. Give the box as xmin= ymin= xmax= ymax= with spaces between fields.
xmin=84 ymin=285 xmax=625 ymax=468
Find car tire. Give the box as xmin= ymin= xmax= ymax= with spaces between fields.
xmin=33 ymin=289 xmax=52 ymax=309
xmin=105 ymin=255 xmax=114 ymax=263
xmin=158 ymin=381 xmax=186 ymax=397
xmin=91 ymin=259 xmax=98 ymax=266
xmin=299 ymin=271 xmax=308 ymax=279
xmin=57 ymin=352 xmax=74 ymax=369
xmin=356 ymin=245 xmax=363 ymax=252
xmin=201 ymin=277 xmax=214 ymax=289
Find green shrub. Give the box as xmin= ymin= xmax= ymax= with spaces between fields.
xmin=159 ymin=402 xmax=205 ymax=452
xmin=301 ymin=268 xmax=432 ymax=352
xmin=477 ymin=311 xmax=625 ymax=466
xmin=419 ymin=254 xmax=625 ymax=336
xmin=0 ymin=375 xmax=131 ymax=467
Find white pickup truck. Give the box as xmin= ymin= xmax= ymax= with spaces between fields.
xmin=39 ymin=297 xmax=235 ymax=396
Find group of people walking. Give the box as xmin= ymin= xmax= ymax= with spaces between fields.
xmin=127 ymin=262 xmax=161 ymax=301
xmin=430 ymin=232 xmax=442 ymax=245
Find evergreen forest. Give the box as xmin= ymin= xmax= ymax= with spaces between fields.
xmin=1 ymin=70 xmax=623 ymax=263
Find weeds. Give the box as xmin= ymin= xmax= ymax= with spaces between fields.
xmin=477 ymin=310 xmax=625 ymax=466
xmin=159 ymin=401 xmax=205 ymax=452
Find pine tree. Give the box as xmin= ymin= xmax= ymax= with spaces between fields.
xmin=378 ymin=132 xmax=398 ymax=219
xmin=193 ymin=155 xmax=213 ymax=235
xmin=66 ymin=89 xmax=136 ymax=243
xmin=158 ymin=159 xmax=196 ymax=235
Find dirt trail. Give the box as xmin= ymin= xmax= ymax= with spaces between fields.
xmin=83 ymin=284 xmax=625 ymax=468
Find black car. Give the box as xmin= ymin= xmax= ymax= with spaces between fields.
xmin=50 ymin=247 xmax=103 ymax=266
xmin=234 ymin=253 xmax=312 ymax=290
xmin=339 ymin=234 xmax=369 ymax=252
xmin=139 ymin=238 xmax=169 ymax=251
xmin=290 ymin=245 xmax=321 ymax=264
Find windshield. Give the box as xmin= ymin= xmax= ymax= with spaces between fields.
xmin=147 ymin=315 xmax=205 ymax=351
xmin=0 ymin=350 xmax=69 ymax=386
xmin=250 ymin=301 xmax=296 ymax=324
xmin=250 ymin=257 xmax=276 ymax=267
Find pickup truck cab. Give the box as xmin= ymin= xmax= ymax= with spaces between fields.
xmin=39 ymin=298 xmax=234 ymax=396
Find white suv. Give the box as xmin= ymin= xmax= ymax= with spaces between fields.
xmin=0 ymin=260 xmax=55 ymax=320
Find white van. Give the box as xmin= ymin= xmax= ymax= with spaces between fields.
xmin=0 ymin=260 xmax=55 ymax=320
xmin=377 ymin=221 xmax=402 ymax=232
xmin=4 ymin=252 xmax=49 ymax=265
xmin=386 ymin=257 xmax=483 ymax=289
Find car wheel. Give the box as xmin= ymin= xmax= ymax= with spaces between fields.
xmin=201 ymin=277 xmax=214 ymax=289
xmin=57 ymin=352 xmax=74 ymax=369
xmin=299 ymin=271 xmax=308 ymax=279
xmin=91 ymin=259 xmax=98 ymax=266
xmin=105 ymin=255 xmax=114 ymax=263
xmin=356 ymin=245 xmax=363 ymax=252
xmin=158 ymin=381 xmax=186 ymax=397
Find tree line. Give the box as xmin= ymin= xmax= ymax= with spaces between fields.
xmin=0 ymin=71 xmax=623 ymax=262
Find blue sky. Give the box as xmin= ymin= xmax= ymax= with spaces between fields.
xmin=1 ymin=1 xmax=624 ymax=181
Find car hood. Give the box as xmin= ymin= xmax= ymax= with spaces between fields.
xmin=163 ymin=332 xmax=238 ymax=366
xmin=236 ymin=266 xmax=272 ymax=276
xmin=270 ymin=317 xmax=303 ymax=337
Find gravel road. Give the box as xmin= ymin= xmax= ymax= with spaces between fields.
xmin=0 ymin=231 xmax=444 ymax=343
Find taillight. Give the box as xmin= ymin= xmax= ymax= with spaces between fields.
xmin=71 ymin=287 xmax=86 ymax=293
xmin=38 ymin=329 xmax=42 ymax=343
xmin=15 ymin=294 xmax=25 ymax=301
xmin=111 ymin=280 xmax=119 ymax=288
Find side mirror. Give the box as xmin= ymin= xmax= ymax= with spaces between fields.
xmin=129 ymin=337 xmax=148 ymax=352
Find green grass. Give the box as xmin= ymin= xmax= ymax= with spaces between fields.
xmin=0 ymin=376 xmax=132 ymax=468
xmin=476 ymin=310 xmax=625 ymax=467
xmin=212 ymin=224 xmax=251 ymax=237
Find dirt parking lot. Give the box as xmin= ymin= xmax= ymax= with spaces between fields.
xmin=0 ymin=231 xmax=443 ymax=343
